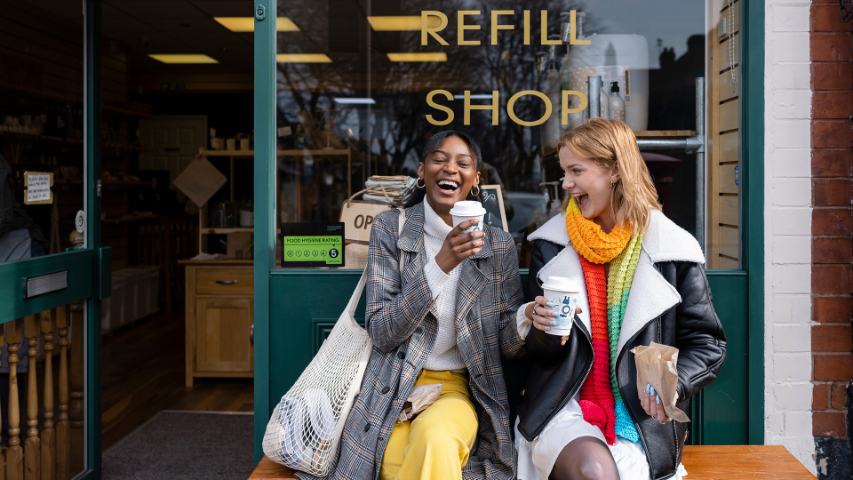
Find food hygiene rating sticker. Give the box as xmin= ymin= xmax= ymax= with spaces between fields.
xmin=281 ymin=225 xmax=344 ymax=267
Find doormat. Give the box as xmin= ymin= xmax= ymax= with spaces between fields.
xmin=103 ymin=410 xmax=254 ymax=479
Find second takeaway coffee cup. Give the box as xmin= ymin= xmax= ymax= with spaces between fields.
xmin=450 ymin=201 xmax=486 ymax=233
xmin=541 ymin=276 xmax=581 ymax=336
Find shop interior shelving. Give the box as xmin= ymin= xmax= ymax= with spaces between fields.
xmin=196 ymin=147 xmax=352 ymax=251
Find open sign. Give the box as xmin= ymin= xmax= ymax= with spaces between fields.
xmin=339 ymin=201 xmax=392 ymax=243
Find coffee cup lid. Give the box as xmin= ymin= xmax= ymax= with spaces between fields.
xmin=542 ymin=276 xmax=580 ymax=293
xmin=450 ymin=201 xmax=486 ymax=217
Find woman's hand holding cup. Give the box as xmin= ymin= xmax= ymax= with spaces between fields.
xmin=528 ymin=296 xmax=556 ymax=332
xmin=435 ymin=219 xmax=485 ymax=273
xmin=534 ymin=276 xmax=583 ymax=346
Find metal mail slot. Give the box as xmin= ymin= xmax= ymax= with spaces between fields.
xmin=24 ymin=271 xmax=68 ymax=299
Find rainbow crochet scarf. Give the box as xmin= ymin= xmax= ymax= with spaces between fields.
xmin=566 ymin=198 xmax=643 ymax=444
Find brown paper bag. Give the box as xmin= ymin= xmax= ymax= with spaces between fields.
xmin=398 ymin=383 xmax=443 ymax=422
xmin=630 ymin=342 xmax=690 ymax=423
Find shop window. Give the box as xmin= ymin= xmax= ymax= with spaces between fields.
xmin=275 ymin=0 xmax=742 ymax=269
xmin=0 ymin=5 xmax=85 ymax=264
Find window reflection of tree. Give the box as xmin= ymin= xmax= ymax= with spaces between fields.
xmin=276 ymin=0 xmax=586 ymax=194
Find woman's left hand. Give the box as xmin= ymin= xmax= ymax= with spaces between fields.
xmin=640 ymin=384 xmax=671 ymax=424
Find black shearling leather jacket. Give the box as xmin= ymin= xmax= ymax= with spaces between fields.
xmin=517 ymin=234 xmax=727 ymax=480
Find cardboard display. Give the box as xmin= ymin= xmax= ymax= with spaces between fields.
xmin=173 ymin=156 xmax=227 ymax=207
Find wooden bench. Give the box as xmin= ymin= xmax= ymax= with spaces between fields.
xmin=249 ymin=445 xmax=815 ymax=479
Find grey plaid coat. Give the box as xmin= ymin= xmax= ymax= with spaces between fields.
xmin=302 ymin=202 xmax=525 ymax=480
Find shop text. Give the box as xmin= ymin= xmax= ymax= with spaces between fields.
xmin=426 ymin=90 xmax=588 ymax=127
xmin=421 ymin=10 xmax=591 ymax=126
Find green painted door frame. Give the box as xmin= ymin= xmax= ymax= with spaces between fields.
xmin=253 ymin=0 xmax=277 ymax=460
xmin=742 ymin=0 xmax=766 ymax=445
xmin=0 ymin=1 xmax=107 ymax=478
xmin=252 ymin=0 xmax=765 ymax=457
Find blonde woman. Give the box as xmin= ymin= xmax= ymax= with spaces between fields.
xmin=513 ymin=119 xmax=726 ymax=480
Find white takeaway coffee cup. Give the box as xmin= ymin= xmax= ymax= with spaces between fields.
xmin=450 ymin=201 xmax=486 ymax=233
xmin=541 ymin=276 xmax=581 ymax=336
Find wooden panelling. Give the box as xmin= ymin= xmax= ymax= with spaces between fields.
xmin=0 ymin=8 xmax=128 ymax=105
xmin=720 ymin=99 xmax=740 ymax=133
xmin=720 ymin=33 xmax=740 ymax=72
xmin=717 ymin=1 xmax=741 ymax=41
xmin=719 ymin=131 xmax=740 ymax=164
xmin=719 ymin=164 xmax=740 ymax=194
xmin=708 ymin=0 xmax=742 ymax=270
xmin=713 ymin=255 xmax=740 ymax=270
xmin=0 ymin=11 xmax=83 ymax=101
xmin=719 ymin=195 xmax=740 ymax=226
xmin=719 ymin=225 xmax=740 ymax=260
xmin=718 ymin=68 xmax=740 ymax=102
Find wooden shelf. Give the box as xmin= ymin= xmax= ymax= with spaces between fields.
xmin=179 ymin=258 xmax=253 ymax=265
xmin=199 ymin=148 xmax=350 ymax=157
xmin=0 ymin=132 xmax=83 ymax=146
xmin=200 ymin=227 xmax=282 ymax=235
xmin=200 ymin=227 xmax=253 ymax=234
xmin=635 ymin=130 xmax=697 ymax=137
xmin=0 ymin=132 xmax=144 ymax=152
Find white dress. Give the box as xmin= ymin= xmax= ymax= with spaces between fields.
xmin=514 ymin=397 xmax=688 ymax=480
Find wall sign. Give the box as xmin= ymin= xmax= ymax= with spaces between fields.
xmin=23 ymin=171 xmax=53 ymax=205
xmin=281 ymin=223 xmax=345 ymax=267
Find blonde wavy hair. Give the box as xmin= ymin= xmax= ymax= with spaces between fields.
xmin=559 ymin=118 xmax=661 ymax=232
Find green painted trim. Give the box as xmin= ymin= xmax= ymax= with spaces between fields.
xmin=742 ymin=0 xmax=765 ymax=445
xmin=98 ymin=246 xmax=112 ymax=299
xmin=72 ymin=469 xmax=96 ymax=480
xmin=253 ymin=0 xmax=276 ymax=461
xmin=0 ymin=251 xmax=97 ymax=322
xmin=84 ymin=0 xmax=103 ymax=474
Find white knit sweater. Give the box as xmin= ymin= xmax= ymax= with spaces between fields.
xmin=421 ymin=199 xmax=465 ymax=371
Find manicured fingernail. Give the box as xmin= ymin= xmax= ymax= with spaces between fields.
xmin=655 ymin=395 xmax=661 ymax=405
xmin=544 ymin=326 xmax=551 ymax=331
xmin=650 ymin=386 xmax=657 ymax=396
xmin=645 ymin=384 xmax=652 ymax=394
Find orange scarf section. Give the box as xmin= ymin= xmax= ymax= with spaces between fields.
xmin=565 ymin=198 xmax=632 ymax=264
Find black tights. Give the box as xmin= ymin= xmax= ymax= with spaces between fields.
xmin=549 ymin=437 xmax=619 ymax=480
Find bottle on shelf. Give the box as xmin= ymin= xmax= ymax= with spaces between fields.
xmin=608 ymin=81 xmax=626 ymax=122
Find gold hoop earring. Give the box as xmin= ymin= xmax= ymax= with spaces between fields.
xmin=471 ymin=184 xmax=480 ymax=197
xmin=416 ymin=177 xmax=426 ymax=189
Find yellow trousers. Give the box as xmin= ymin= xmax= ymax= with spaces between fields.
xmin=379 ymin=369 xmax=477 ymax=480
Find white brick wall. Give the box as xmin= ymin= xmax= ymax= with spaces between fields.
xmin=764 ymin=1 xmax=815 ymax=473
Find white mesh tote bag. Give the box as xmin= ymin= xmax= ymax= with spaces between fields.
xmin=262 ymin=209 xmax=406 ymax=476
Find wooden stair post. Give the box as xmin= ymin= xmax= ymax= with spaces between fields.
xmin=40 ymin=310 xmax=56 ymax=480
xmin=0 ymin=326 xmax=6 ymax=480
xmin=69 ymin=304 xmax=84 ymax=476
xmin=23 ymin=316 xmax=40 ymax=480
xmin=6 ymin=320 xmax=24 ymax=479
xmin=55 ymin=307 xmax=70 ymax=480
